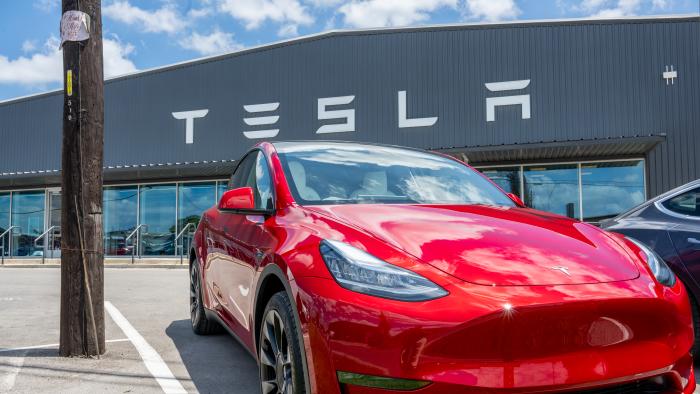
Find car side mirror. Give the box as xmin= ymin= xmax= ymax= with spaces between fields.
xmin=219 ymin=187 xmax=255 ymax=211
xmin=507 ymin=193 xmax=526 ymax=208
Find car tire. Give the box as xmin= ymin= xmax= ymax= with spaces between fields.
xmin=189 ymin=258 xmax=220 ymax=335
xmin=259 ymin=291 xmax=306 ymax=394
xmin=689 ymin=292 xmax=700 ymax=356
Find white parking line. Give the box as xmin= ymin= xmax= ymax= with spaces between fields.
xmin=105 ymin=301 xmax=187 ymax=394
xmin=0 ymin=350 xmax=25 ymax=393
xmin=0 ymin=338 xmax=130 ymax=353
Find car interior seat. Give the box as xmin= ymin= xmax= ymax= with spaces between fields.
xmin=351 ymin=171 xmax=396 ymax=199
xmin=288 ymin=161 xmax=321 ymax=201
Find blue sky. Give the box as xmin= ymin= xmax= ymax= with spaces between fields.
xmin=0 ymin=0 xmax=697 ymax=101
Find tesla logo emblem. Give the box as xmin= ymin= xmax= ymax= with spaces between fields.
xmin=171 ymin=79 xmax=533 ymax=143
xmin=550 ymin=266 xmax=571 ymax=276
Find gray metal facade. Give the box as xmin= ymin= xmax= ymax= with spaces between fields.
xmin=0 ymin=16 xmax=698 ymax=197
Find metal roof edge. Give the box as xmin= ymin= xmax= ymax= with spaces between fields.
xmin=439 ymin=134 xmax=666 ymax=153
xmin=0 ymin=14 xmax=697 ymax=107
xmin=0 ymin=159 xmax=239 ymax=179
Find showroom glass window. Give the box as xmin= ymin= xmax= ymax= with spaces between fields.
xmin=523 ymin=164 xmax=580 ymax=219
xmin=0 ymin=193 xmax=9 ymax=256
xmin=104 ymin=186 xmax=138 ymax=255
xmin=47 ymin=190 xmax=61 ymax=256
xmin=662 ymin=187 xmax=700 ymax=217
xmin=140 ymin=184 xmax=176 ymax=256
xmin=217 ymin=182 xmax=228 ymax=203
xmin=581 ymin=161 xmax=645 ymax=222
xmin=11 ymin=191 xmax=45 ymax=256
xmin=178 ymin=182 xmax=216 ymax=254
xmin=479 ymin=167 xmax=521 ymax=197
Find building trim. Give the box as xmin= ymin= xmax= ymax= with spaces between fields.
xmin=0 ymin=159 xmax=238 ymax=178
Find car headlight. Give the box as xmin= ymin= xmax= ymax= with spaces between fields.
xmin=626 ymin=237 xmax=676 ymax=287
xmin=319 ymin=240 xmax=448 ymax=301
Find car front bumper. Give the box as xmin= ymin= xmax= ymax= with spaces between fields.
xmin=293 ymin=274 xmax=695 ymax=393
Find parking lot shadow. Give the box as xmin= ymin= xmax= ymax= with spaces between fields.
xmin=165 ymin=319 xmax=260 ymax=394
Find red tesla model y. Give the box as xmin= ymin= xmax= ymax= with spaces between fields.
xmin=189 ymin=141 xmax=694 ymax=394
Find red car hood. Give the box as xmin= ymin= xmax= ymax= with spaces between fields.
xmin=308 ymin=204 xmax=640 ymax=286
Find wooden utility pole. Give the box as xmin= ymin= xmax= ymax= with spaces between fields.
xmin=59 ymin=0 xmax=105 ymax=357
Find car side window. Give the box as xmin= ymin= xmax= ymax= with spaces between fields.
xmin=227 ymin=151 xmax=274 ymax=211
xmin=253 ymin=153 xmax=274 ymax=210
xmin=662 ymin=187 xmax=700 ymax=217
xmin=228 ymin=153 xmax=256 ymax=190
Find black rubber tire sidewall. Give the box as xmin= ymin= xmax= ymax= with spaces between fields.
xmin=190 ymin=259 xmax=220 ymax=335
xmin=688 ymin=290 xmax=700 ymax=356
xmin=260 ymin=291 xmax=306 ymax=394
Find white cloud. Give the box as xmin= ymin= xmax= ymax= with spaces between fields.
xmin=557 ymin=0 xmax=673 ymax=16
xmin=307 ymin=0 xmax=345 ymax=7
xmin=103 ymin=37 xmax=138 ymax=77
xmin=22 ymin=40 xmax=38 ymax=53
xmin=103 ymin=1 xmax=188 ymax=34
xmin=464 ymin=0 xmax=521 ymax=21
xmin=179 ymin=29 xmax=243 ymax=55
xmin=0 ymin=39 xmax=62 ymax=86
xmin=188 ymin=8 xmax=213 ymax=19
xmin=338 ymin=0 xmax=458 ymax=28
xmin=218 ymin=0 xmax=314 ymax=30
xmin=591 ymin=0 xmax=642 ymax=17
xmin=568 ymin=0 xmax=671 ymax=17
xmin=0 ymin=36 xmax=137 ymax=86
xmin=580 ymin=0 xmax=608 ymax=10
xmin=278 ymin=24 xmax=300 ymax=36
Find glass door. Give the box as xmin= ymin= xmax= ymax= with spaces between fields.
xmin=0 ymin=193 xmax=9 ymax=257
xmin=139 ymin=184 xmax=176 ymax=256
xmin=11 ymin=191 xmax=45 ymax=257
xmin=47 ymin=189 xmax=61 ymax=258
xmin=104 ymin=186 xmax=138 ymax=256
xmin=178 ymin=182 xmax=216 ymax=258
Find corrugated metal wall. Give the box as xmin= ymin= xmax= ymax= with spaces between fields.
xmin=0 ymin=17 xmax=697 ymax=196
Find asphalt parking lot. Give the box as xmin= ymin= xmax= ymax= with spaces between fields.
xmin=0 ymin=268 xmax=259 ymax=394
xmin=1 ymin=268 xmax=699 ymax=394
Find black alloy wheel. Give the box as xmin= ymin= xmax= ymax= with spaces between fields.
xmin=189 ymin=259 xmax=219 ymax=335
xmin=259 ymin=292 xmax=306 ymax=394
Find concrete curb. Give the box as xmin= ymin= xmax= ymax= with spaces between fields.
xmin=0 ymin=264 xmax=188 ymax=269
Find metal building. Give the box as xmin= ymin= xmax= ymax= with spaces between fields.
xmin=0 ymin=15 xmax=698 ymax=258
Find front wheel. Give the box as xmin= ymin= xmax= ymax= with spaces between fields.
xmin=259 ymin=292 xmax=306 ymax=394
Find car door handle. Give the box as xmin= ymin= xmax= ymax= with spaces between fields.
xmin=689 ymin=237 xmax=700 ymax=245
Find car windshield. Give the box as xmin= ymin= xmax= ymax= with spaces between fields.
xmin=275 ymin=142 xmax=515 ymax=206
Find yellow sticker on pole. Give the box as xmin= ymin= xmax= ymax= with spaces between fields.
xmin=66 ymin=70 xmax=73 ymax=96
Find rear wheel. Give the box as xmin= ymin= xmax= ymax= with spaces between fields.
xmin=259 ymin=292 xmax=306 ymax=394
xmin=189 ymin=258 xmax=220 ymax=335
xmin=689 ymin=291 xmax=700 ymax=356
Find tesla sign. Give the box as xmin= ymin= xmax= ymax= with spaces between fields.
xmin=172 ymin=79 xmax=531 ymax=144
